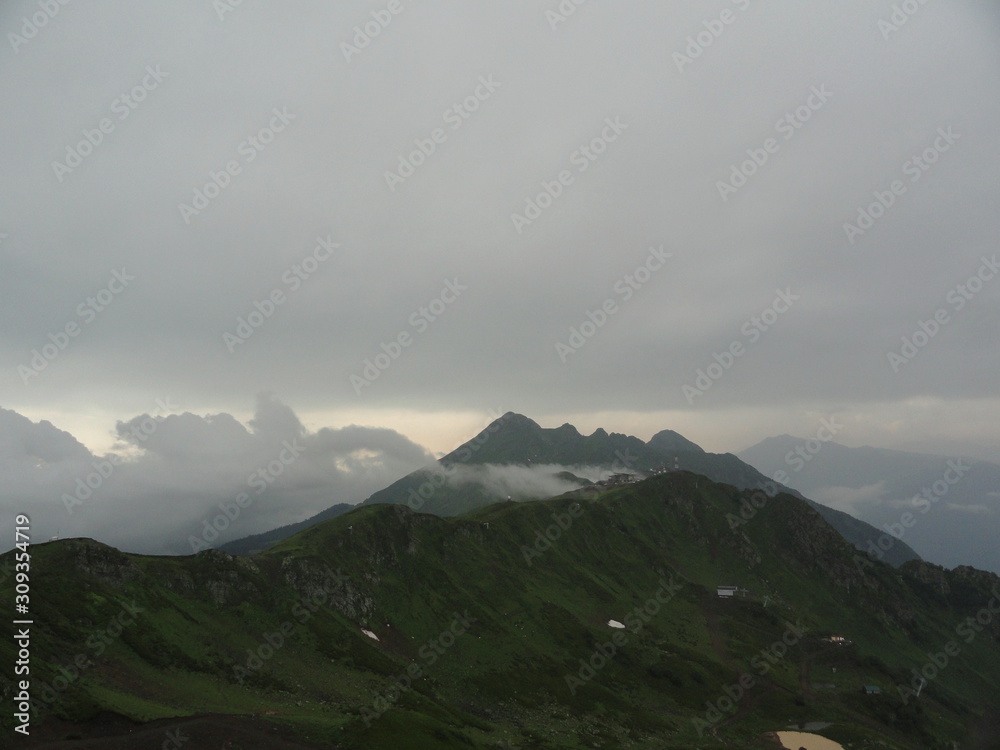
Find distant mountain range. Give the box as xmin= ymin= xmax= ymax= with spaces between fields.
xmin=222 ymin=413 xmax=920 ymax=568
xmin=5 ymin=469 xmax=999 ymax=747
xmin=739 ymin=436 xmax=1000 ymax=574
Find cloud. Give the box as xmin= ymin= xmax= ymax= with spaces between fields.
xmin=808 ymin=481 xmax=887 ymax=517
xmin=946 ymin=503 xmax=993 ymax=515
xmin=445 ymin=463 xmax=598 ymax=501
xmin=0 ymin=0 xmax=998 ymax=462
xmin=0 ymin=408 xmax=91 ymax=464
xmin=0 ymin=396 xmax=434 ymax=555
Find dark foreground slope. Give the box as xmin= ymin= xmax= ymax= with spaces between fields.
xmin=2 ymin=472 xmax=998 ymax=749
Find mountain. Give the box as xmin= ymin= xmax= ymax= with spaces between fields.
xmin=739 ymin=436 xmax=1000 ymax=574
xmin=434 ymin=412 xmax=702 ymax=466
xmin=3 ymin=471 xmax=998 ymax=748
xmin=224 ymin=413 xmax=920 ymax=567
xmin=218 ymin=503 xmax=354 ymax=555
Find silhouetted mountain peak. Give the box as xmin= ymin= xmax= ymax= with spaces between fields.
xmin=647 ymin=428 xmax=704 ymax=454
xmin=493 ymin=411 xmax=541 ymax=432
xmin=555 ymin=422 xmax=580 ymax=435
xmin=229 ymin=414 xmax=921 ymax=571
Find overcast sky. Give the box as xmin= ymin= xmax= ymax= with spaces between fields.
xmin=2 ymin=1 xmax=999 ymax=549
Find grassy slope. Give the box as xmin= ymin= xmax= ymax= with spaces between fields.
xmin=226 ymin=412 xmax=920 ymax=567
xmin=1 ymin=472 xmax=998 ymax=749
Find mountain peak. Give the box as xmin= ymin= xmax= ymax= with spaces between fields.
xmin=492 ymin=412 xmax=541 ymax=431
xmin=437 ymin=412 xmax=544 ymax=465
xmin=647 ymin=429 xmax=704 ymax=454
xmin=433 ymin=414 xmax=714 ymax=471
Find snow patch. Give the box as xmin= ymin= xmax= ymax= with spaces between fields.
xmin=362 ymin=628 xmax=379 ymax=641
xmin=607 ymin=619 xmax=625 ymax=629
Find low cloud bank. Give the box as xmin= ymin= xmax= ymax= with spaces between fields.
xmin=0 ymin=394 xmax=433 ymax=555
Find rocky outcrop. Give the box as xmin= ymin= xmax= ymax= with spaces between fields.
xmin=68 ymin=539 xmax=140 ymax=588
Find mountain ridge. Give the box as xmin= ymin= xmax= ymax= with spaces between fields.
xmin=4 ymin=470 xmax=999 ymax=748
xmin=739 ymin=436 xmax=1000 ymax=574
xmin=223 ymin=413 xmax=921 ymax=567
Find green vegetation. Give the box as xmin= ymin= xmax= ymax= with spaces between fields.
xmin=2 ymin=471 xmax=998 ymax=748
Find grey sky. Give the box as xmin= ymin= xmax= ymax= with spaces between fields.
xmin=0 ymin=396 xmax=436 ymax=554
xmin=2 ymin=1 xmax=999 ymax=547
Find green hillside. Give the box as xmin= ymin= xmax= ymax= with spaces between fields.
xmin=357 ymin=413 xmax=920 ymax=566
xmin=2 ymin=471 xmax=998 ymax=748
xmin=215 ymin=413 xmax=922 ymax=570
